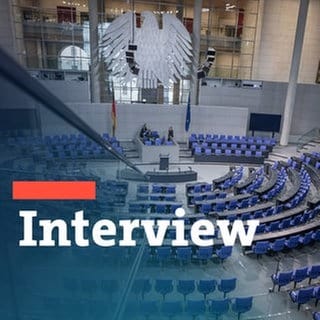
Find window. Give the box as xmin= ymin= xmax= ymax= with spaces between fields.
xmin=59 ymin=45 xmax=89 ymax=71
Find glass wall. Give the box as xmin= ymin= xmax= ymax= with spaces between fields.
xmin=12 ymin=0 xmax=259 ymax=104
xmin=0 ymin=47 xmax=146 ymax=320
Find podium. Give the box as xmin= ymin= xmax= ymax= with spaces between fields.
xmin=159 ymin=154 xmax=169 ymax=170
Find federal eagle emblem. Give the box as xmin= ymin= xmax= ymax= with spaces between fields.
xmin=101 ymin=11 xmax=193 ymax=89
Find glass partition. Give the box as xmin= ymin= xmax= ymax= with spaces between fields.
xmin=0 ymin=49 xmax=146 ymax=320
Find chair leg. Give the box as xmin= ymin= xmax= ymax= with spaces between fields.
xmin=316 ymin=299 xmax=319 ymax=307
xmin=309 ymin=277 xmax=312 ymax=285
xmin=298 ymin=303 xmax=301 ymax=311
xmin=238 ymin=312 xmax=241 ymax=320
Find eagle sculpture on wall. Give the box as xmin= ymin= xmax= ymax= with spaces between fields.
xmin=101 ymin=11 xmax=193 ymax=89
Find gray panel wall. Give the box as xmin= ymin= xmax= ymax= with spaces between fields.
xmin=200 ymin=81 xmax=320 ymax=140
xmin=39 ymin=80 xmax=90 ymax=103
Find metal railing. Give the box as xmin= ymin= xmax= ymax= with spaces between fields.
xmin=297 ymin=128 xmax=320 ymax=151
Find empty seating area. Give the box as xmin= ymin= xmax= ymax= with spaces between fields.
xmin=136 ymin=183 xmax=177 ymax=201
xmin=7 ymin=133 xmax=124 ymax=161
xmin=148 ymin=245 xmax=232 ymax=264
xmin=124 ymin=277 xmax=253 ymax=320
xmin=271 ymin=264 xmax=320 ymax=291
xmin=128 ymin=200 xmax=183 ymax=214
xmin=189 ymin=133 xmax=275 ymax=164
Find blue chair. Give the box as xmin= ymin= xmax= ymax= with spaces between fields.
xmin=166 ymin=185 xmax=176 ymax=193
xmin=289 ymin=287 xmax=314 ymax=310
xmin=215 ymin=246 xmax=232 ymax=263
xmin=285 ymin=235 xmax=300 ymax=249
xmin=218 ymin=278 xmax=237 ymax=298
xmin=177 ymin=280 xmax=195 ymax=301
xmin=156 ymin=247 xmax=171 ymax=265
xmin=185 ymin=300 xmax=206 ymax=320
xmin=299 ymin=231 xmax=313 ymax=246
xmin=292 ymin=267 xmax=308 ymax=288
xmin=312 ymin=229 xmax=320 ymax=241
xmin=215 ymin=202 xmax=226 ymax=212
xmin=307 ymin=265 xmax=320 ymax=284
xmin=197 ymin=279 xmax=216 ymax=299
xmin=161 ymin=301 xmax=183 ymax=319
xmin=252 ymin=241 xmax=269 ymax=257
xmin=209 ymin=299 xmax=230 ymax=320
xmin=196 ymin=246 xmax=213 ymax=262
xmin=313 ymin=312 xmax=320 ymax=320
xmin=176 ymin=247 xmax=192 ymax=265
xmin=155 ymin=279 xmax=173 ymax=300
xmin=132 ymin=279 xmax=151 ymax=299
xmin=156 ymin=204 xmax=166 ymax=214
xmin=201 ymin=203 xmax=212 ymax=215
xmin=271 ymin=271 xmax=293 ymax=291
xmin=231 ymin=297 xmax=253 ymax=320
xmin=266 ymin=221 xmax=280 ymax=232
xmin=269 ymin=238 xmax=286 ymax=253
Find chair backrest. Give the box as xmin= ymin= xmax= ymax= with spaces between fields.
xmin=219 ymin=278 xmax=237 ymax=292
xmin=233 ymin=296 xmax=253 ymax=310
xmin=278 ymin=271 xmax=294 ymax=284
xmin=293 ymin=267 xmax=308 ymax=280
xmin=209 ymin=299 xmax=230 ymax=314
xmin=309 ymin=265 xmax=320 ymax=278
xmin=177 ymin=247 xmax=192 ymax=260
xmin=297 ymin=287 xmax=314 ymax=301
xmin=177 ymin=280 xmax=195 ymax=292
xmin=157 ymin=246 xmax=171 ymax=258
xmin=198 ymin=279 xmax=216 ymax=293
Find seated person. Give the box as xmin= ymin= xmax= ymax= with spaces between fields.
xmin=140 ymin=123 xmax=148 ymax=138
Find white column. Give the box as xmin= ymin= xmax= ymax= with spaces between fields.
xmin=88 ymin=0 xmax=101 ymax=103
xmin=190 ymin=0 xmax=202 ymax=105
xmin=280 ymin=0 xmax=309 ymax=146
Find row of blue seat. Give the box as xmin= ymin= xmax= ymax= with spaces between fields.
xmin=125 ymin=297 xmax=253 ymax=319
xmin=255 ymin=209 xmax=317 ymax=235
xmin=261 ymin=167 xmax=287 ymax=201
xmin=128 ymin=202 xmax=182 ymax=214
xmin=252 ymin=229 xmax=320 ymax=256
xmin=44 ymin=147 xmax=124 ymax=160
xmin=144 ymin=138 xmax=174 ymax=146
xmin=150 ymin=246 xmax=233 ymax=264
xmin=191 ymin=141 xmax=269 ymax=151
xmin=290 ymin=285 xmax=320 ymax=310
xmin=271 ymin=265 xmax=320 ymax=292
xmin=239 ymin=173 xmax=264 ymax=194
xmin=216 ymin=167 xmax=244 ymax=190
xmin=137 ymin=194 xmax=176 ymax=202
xmin=132 ymin=278 xmax=237 ymax=300
xmin=189 ymin=133 xmax=276 ymax=145
xmin=137 ymin=184 xmax=176 ymax=194
xmin=194 ymin=147 xmax=265 ymax=158
xmin=198 ymin=195 xmax=259 ymax=214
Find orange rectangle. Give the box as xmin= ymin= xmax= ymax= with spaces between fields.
xmin=12 ymin=181 xmax=96 ymax=200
